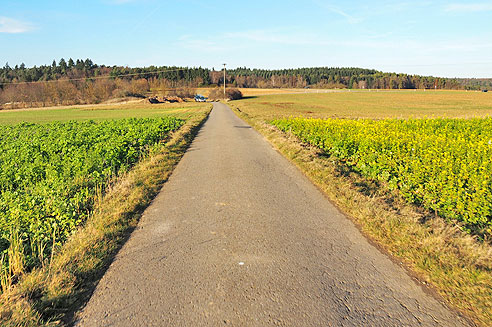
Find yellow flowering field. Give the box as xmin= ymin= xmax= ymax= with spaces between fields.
xmin=273 ymin=117 xmax=492 ymax=235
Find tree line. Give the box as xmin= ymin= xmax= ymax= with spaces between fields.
xmin=1 ymin=59 xmax=490 ymax=108
xmin=0 ymin=59 xmax=211 ymax=85
xmin=225 ymin=67 xmax=483 ymax=90
xmin=0 ymin=59 xmax=211 ymax=108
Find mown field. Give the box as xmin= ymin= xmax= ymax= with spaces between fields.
xmin=0 ymin=102 xmax=210 ymax=326
xmin=230 ymin=90 xmax=492 ymax=326
xmin=234 ymin=90 xmax=492 ymax=120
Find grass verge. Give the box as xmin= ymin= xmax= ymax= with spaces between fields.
xmin=229 ymin=103 xmax=492 ymax=327
xmin=0 ymin=106 xmax=211 ymax=326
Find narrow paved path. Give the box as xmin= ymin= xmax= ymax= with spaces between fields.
xmin=77 ymin=103 xmax=469 ymax=326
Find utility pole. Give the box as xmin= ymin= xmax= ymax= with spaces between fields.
xmin=223 ymin=63 xmax=226 ymax=98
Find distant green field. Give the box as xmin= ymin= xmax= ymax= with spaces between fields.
xmin=233 ymin=90 xmax=492 ymax=120
xmin=0 ymin=101 xmax=208 ymax=125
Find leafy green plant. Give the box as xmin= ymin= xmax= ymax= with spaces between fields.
xmin=0 ymin=117 xmax=183 ymax=286
xmin=273 ymin=117 xmax=492 ymax=236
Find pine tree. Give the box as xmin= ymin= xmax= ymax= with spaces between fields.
xmin=59 ymin=58 xmax=68 ymax=72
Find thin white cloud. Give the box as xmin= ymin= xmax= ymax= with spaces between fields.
xmin=445 ymin=3 xmax=492 ymax=12
xmin=0 ymin=16 xmax=34 ymax=33
xmin=107 ymin=0 xmax=141 ymax=4
xmin=223 ymin=30 xmax=317 ymax=45
xmin=326 ymin=6 xmax=360 ymax=24
xmin=178 ymin=28 xmax=492 ymax=60
xmin=312 ymin=1 xmax=361 ymax=24
xmin=178 ymin=35 xmax=231 ymax=52
xmin=175 ymin=29 xmax=492 ymax=77
xmin=178 ymin=29 xmax=320 ymax=53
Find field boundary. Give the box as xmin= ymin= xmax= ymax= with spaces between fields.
xmin=0 ymin=106 xmax=211 ymax=326
xmin=229 ymin=103 xmax=490 ymax=327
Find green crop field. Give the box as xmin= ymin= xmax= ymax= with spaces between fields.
xmin=0 ymin=102 xmax=209 ymax=290
xmin=0 ymin=101 xmax=206 ymax=125
xmin=0 ymin=118 xmax=182 ymax=274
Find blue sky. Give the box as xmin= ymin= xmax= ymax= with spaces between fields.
xmin=1 ymin=0 xmax=491 ymax=77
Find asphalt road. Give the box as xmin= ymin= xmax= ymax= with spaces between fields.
xmin=76 ymin=102 xmax=469 ymax=326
